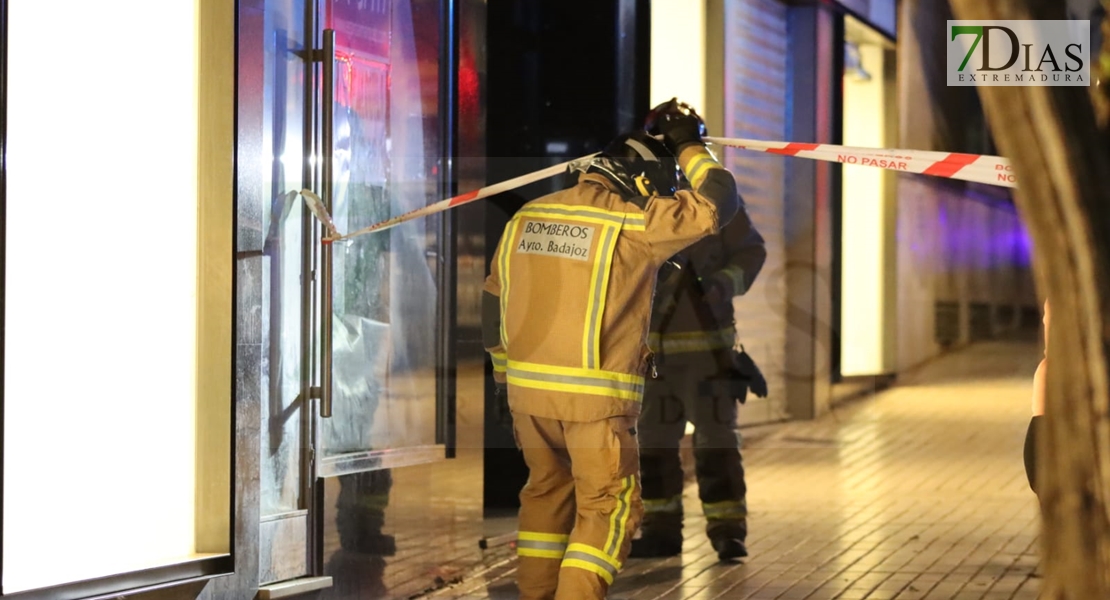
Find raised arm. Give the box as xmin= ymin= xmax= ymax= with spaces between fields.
xmin=707 ymin=209 xmax=766 ymax=298
xmin=643 ymin=102 xmax=744 ymax=260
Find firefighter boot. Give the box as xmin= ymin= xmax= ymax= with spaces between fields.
xmin=712 ymin=536 xmax=748 ymax=561
xmin=708 ymin=518 xmax=748 ymax=562
xmin=630 ymin=450 xmax=685 ymax=558
xmin=695 ymin=445 xmax=748 ymax=562
xmin=705 ymin=509 xmax=747 ymax=561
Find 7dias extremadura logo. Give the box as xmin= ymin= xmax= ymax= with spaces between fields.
xmin=947 ymin=20 xmax=1090 ymax=86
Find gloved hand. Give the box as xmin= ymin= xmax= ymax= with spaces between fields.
xmin=734 ymin=346 xmax=768 ymax=398
xmin=646 ymin=98 xmax=706 ymax=155
xmin=700 ymin=277 xmax=726 ymax=307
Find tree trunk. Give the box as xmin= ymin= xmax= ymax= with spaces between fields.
xmin=946 ymin=1 xmax=1110 ymax=598
xmin=1098 ymin=1 xmax=1110 ymax=125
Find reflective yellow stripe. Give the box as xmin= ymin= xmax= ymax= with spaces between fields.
xmin=703 ymin=499 xmax=747 ymax=520
xmin=563 ymin=543 xmax=621 ymax=582
xmin=498 ymin=217 xmax=523 ymax=348
xmin=521 ymin=202 xmax=645 ymax=231
xmin=648 ymin=328 xmax=735 ymax=354
xmin=683 ymin=149 xmax=723 ymax=189
xmin=515 ymin=210 xmax=626 ymax=230
xmin=687 ymin=154 xmax=714 ymax=177
xmin=490 ymin=351 xmax=507 ymax=373
xmin=560 ymin=558 xmax=615 ymax=584
xmin=583 ymin=223 xmax=619 ymax=368
xmin=566 ymin=543 xmax=621 ymax=569
xmin=517 ymin=531 xmax=569 ymax=559
xmin=604 ymin=476 xmax=636 ymax=558
xmin=518 ymin=531 xmax=570 ymax=543
xmin=507 ymin=361 xmax=644 ymax=401
xmin=511 ymin=361 xmax=645 ymax=385
xmin=643 ymin=495 xmax=682 ymax=514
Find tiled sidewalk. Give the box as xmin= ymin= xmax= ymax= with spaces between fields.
xmin=428 ymin=340 xmax=1043 ymax=600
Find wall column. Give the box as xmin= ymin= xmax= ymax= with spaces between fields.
xmin=784 ymin=4 xmax=838 ymax=419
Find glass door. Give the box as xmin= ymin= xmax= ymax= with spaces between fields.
xmin=252 ymin=0 xmax=449 ymax=588
xmin=316 ymin=0 xmax=446 ymax=478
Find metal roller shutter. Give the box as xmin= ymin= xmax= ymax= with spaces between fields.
xmin=723 ymin=0 xmax=790 ymax=425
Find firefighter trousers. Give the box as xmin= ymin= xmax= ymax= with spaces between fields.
xmin=637 ymin=359 xmax=748 ymax=542
xmin=511 ymin=411 xmax=644 ymax=600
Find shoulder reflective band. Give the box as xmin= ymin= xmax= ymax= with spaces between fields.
xmin=297 ymin=140 xmax=1015 ymax=244
xmin=299 ymin=152 xmax=599 ymax=244
xmin=703 ymin=136 xmax=1015 ymax=189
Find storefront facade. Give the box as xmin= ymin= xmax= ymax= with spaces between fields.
xmin=1 ymin=1 xmax=492 ymax=598
xmin=0 ymin=1 xmax=1036 ymax=599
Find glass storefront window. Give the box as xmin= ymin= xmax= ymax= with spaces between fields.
xmin=3 ymin=0 xmax=232 ymax=593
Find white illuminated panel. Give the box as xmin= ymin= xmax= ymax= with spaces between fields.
xmin=650 ymin=0 xmax=706 ymax=111
xmin=840 ymin=43 xmax=887 ymax=376
xmin=5 ymin=0 xmax=200 ymax=591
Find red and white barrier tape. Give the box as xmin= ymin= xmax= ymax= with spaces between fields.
xmin=300 ymin=153 xmax=599 ymax=243
xmin=299 ymin=139 xmax=1015 ymax=242
xmin=704 ymin=136 xmax=1016 ymax=189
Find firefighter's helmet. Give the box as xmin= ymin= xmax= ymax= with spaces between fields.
xmin=576 ymin=130 xmax=682 ymax=197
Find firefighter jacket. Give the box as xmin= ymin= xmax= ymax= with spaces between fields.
xmin=483 ymin=144 xmax=745 ymax=422
xmin=649 ymin=210 xmax=766 ymax=360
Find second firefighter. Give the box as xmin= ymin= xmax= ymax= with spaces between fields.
xmin=632 ymin=136 xmax=767 ymax=560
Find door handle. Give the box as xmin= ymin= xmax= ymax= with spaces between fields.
xmin=316 ymin=29 xmax=336 ymax=418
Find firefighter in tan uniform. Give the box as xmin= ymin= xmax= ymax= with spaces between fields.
xmin=483 ymin=103 xmax=745 ymax=600
xmin=632 ymin=207 xmax=767 ymax=562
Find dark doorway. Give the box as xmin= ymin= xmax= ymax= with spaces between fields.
xmin=482 ymin=0 xmax=651 ymax=509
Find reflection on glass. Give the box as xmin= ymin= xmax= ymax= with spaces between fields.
xmin=260 ymin=0 xmax=307 ymax=515
xmin=321 ymin=470 xmax=394 ymax=599
xmin=322 ymin=0 xmax=442 ymax=456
